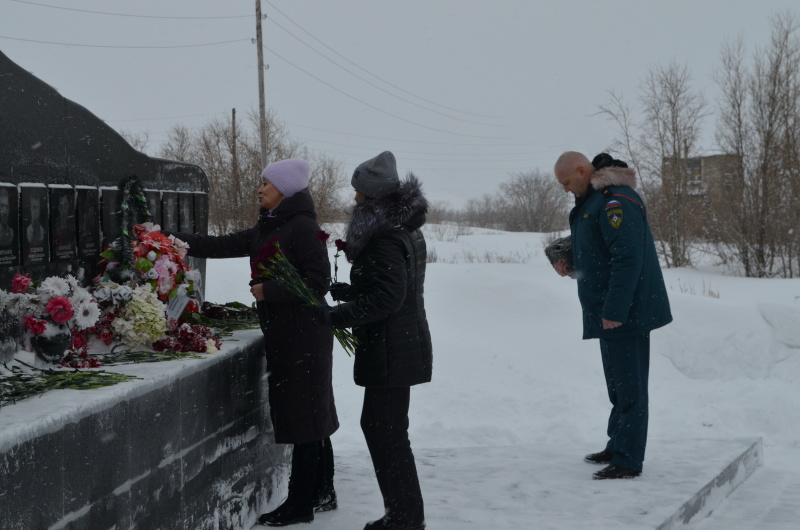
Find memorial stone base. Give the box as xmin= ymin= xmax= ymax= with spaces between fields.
xmin=0 ymin=329 xmax=289 ymax=530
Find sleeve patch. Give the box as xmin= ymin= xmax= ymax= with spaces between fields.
xmin=605 ymin=199 xmax=621 ymax=209
xmin=607 ymin=208 xmax=623 ymax=229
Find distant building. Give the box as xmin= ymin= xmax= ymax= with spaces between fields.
xmin=661 ymin=154 xmax=739 ymax=196
xmin=660 ymin=154 xmax=740 ymax=238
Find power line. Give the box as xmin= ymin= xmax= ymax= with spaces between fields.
xmin=266 ymin=16 xmax=500 ymax=127
xmin=0 ymin=34 xmax=251 ymax=49
xmin=264 ymin=0 xmax=501 ymax=120
xmin=10 ymin=0 xmax=253 ymax=20
xmin=286 ymin=122 xmax=548 ymax=148
xmin=291 ymin=135 xmax=556 ymax=159
xmin=108 ymin=111 xmax=229 ymax=123
xmin=264 ymin=44 xmax=511 ymax=140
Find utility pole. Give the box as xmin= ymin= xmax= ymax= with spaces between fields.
xmin=255 ymin=0 xmax=268 ymax=168
xmin=231 ymin=107 xmax=238 ymax=180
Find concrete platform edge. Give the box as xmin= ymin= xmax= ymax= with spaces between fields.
xmin=656 ymin=437 xmax=764 ymax=530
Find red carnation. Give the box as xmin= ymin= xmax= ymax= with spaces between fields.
xmin=99 ymin=329 xmax=114 ymax=345
xmin=133 ymin=224 xmax=147 ymax=239
xmin=12 ymin=273 xmax=33 ymax=294
xmin=334 ymin=239 xmax=348 ymax=252
xmin=317 ymin=230 xmax=330 ymax=243
xmin=46 ymin=297 xmax=74 ymax=323
xmin=23 ymin=316 xmax=47 ymax=335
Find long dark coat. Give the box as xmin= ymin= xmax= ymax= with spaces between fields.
xmin=329 ymin=175 xmax=433 ymax=388
xmin=171 ymin=189 xmax=338 ymax=444
xmin=569 ymin=167 xmax=672 ymax=339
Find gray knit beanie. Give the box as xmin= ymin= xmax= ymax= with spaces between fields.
xmin=351 ymin=151 xmax=400 ymax=198
xmin=260 ymin=159 xmax=310 ymax=198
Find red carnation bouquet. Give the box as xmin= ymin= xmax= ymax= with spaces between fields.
xmin=253 ymin=232 xmax=357 ymax=356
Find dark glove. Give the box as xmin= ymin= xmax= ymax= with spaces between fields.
xmin=315 ymin=305 xmax=332 ymax=326
xmin=328 ymin=282 xmax=352 ymax=302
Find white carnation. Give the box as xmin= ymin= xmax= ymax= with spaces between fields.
xmin=38 ymin=276 xmax=70 ymax=298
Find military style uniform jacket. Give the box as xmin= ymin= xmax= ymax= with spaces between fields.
xmin=569 ymin=167 xmax=672 ymax=339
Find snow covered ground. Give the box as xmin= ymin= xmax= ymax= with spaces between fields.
xmin=202 ymin=224 xmax=800 ymax=530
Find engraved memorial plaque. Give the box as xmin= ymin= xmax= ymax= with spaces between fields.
xmin=161 ymin=192 xmax=178 ymax=232
xmin=0 ymin=185 xmax=20 ymax=267
xmin=178 ymin=192 xmax=194 ymax=233
xmin=193 ymin=193 xmax=209 ymax=235
xmin=20 ymin=186 xmax=49 ymax=265
xmin=145 ymin=190 xmax=161 ymax=227
xmin=77 ymin=187 xmax=100 ymax=260
xmin=101 ymin=188 xmax=121 ymax=245
xmin=50 ymin=186 xmax=76 ymax=261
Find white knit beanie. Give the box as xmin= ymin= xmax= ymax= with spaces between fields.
xmin=260 ymin=159 xmax=310 ymax=198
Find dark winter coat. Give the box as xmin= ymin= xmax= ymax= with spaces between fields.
xmin=171 ymin=189 xmax=338 ymax=444
xmin=329 ymin=175 xmax=433 ymax=388
xmin=569 ymin=167 xmax=672 ymax=339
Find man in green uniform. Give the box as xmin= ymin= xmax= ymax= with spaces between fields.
xmin=552 ymin=151 xmax=672 ymax=479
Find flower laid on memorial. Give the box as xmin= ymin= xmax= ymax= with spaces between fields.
xmin=254 ymin=236 xmax=358 ymax=356
xmin=99 ymin=222 xmax=199 ymax=304
xmin=5 ymin=273 xmax=100 ymax=335
xmin=152 ymin=318 xmax=221 ymax=354
xmin=109 ymin=284 xmax=167 ymax=347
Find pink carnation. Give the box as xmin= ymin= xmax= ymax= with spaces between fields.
xmin=12 ymin=273 xmax=33 ymax=294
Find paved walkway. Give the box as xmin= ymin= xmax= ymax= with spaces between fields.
xmin=250 ymin=439 xmax=759 ymax=530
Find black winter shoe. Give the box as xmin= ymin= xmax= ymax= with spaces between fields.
xmin=592 ymin=463 xmax=641 ymax=480
xmin=364 ymin=515 xmax=425 ymax=530
xmin=313 ymin=489 xmax=337 ymax=513
xmin=257 ymin=501 xmax=313 ymax=526
xmin=584 ymin=450 xmax=613 ymax=464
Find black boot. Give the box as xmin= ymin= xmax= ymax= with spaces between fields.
xmin=258 ymin=442 xmax=319 ymax=526
xmin=592 ymin=463 xmax=641 ymax=480
xmin=312 ymin=437 xmax=338 ymax=513
xmin=364 ymin=515 xmax=426 ymax=530
xmin=584 ymin=450 xmax=613 ymax=464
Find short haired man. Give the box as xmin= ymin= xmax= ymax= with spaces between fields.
xmin=552 ymin=151 xmax=672 ymax=479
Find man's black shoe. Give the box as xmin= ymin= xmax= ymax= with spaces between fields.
xmin=257 ymin=501 xmax=313 ymax=526
xmin=584 ymin=450 xmax=613 ymax=464
xmin=364 ymin=516 xmax=425 ymax=530
xmin=592 ymin=463 xmax=641 ymax=480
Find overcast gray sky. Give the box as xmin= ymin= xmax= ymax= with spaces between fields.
xmin=1 ymin=0 xmax=798 ymax=206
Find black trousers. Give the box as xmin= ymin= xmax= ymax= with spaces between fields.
xmin=600 ymin=333 xmax=650 ymax=472
xmin=361 ymin=387 xmax=425 ymax=528
xmin=288 ymin=436 xmax=334 ymax=508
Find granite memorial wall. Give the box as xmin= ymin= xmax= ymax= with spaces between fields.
xmin=0 ymin=50 xmax=209 ymax=290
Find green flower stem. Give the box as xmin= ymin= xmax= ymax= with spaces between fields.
xmin=0 ymin=361 xmax=140 ymax=406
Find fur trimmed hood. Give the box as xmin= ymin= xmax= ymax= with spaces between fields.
xmin=344 ymin=173 xmax=428 ymax=262
xmin=590 ymin=166 xmax=637 ymax=190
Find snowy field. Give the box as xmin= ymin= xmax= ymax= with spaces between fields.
xmin=203 ymin=224 xmax=800 ymax=530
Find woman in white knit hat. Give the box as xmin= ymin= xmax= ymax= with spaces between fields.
xmin=168 ymin=159 xmax=339 ymax=526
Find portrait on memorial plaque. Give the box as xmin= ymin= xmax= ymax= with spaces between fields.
xmin=193 ymin=193 xmax=208 ymax=234
xmin=101 ymin=189 xmax=121 ymax=244
xmin=0 ymin=186 xmax=20 ymax=266
xmin=145 ymin=190 xmax=161 ymax=227
xmin=77 ymin=188 xmax=100 ymax=259
xmin=162 ymin=192 xmax=178 ymax=232
xmin=21 ymin=187 xmax=48 ymax=264
xmin=178 ymin=193 xmax=194 ymax=233
xmin=50 ymin=187 xmax=76 ymax=261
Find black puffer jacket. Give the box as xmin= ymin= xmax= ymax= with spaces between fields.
xmin=329 ymin=175 xmax=433 ymax=388
xmin=170 ymin=189 xmax=338 ymax=444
